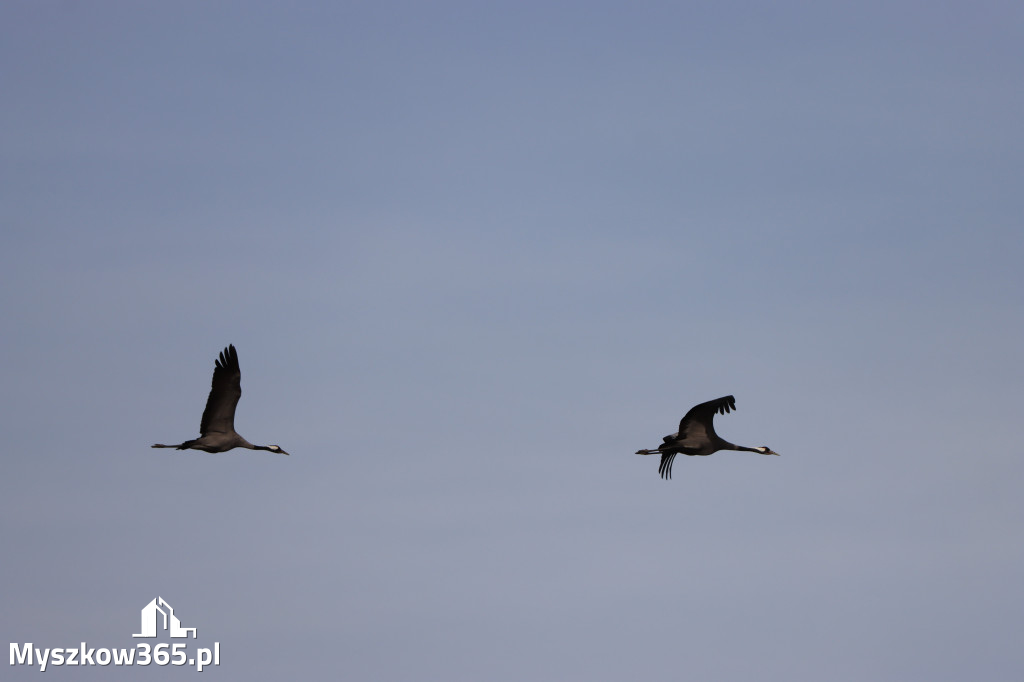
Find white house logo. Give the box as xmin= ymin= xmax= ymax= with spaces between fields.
xmin=10 ymin=597 xmax=220 ymax=672
xmin=133 ymin=597 xmax=197 ymax=638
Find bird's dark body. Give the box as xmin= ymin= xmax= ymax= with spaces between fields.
xmin=170 ymin=436 xmax=248 ymax=453
xmin=636 ymin=395 xmax=777 ymax=479
xmin=151 ymin=345 xmax=288 ymax=456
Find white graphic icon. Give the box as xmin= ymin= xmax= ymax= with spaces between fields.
xmin=132 ymin=597 xmax=197 ymax=638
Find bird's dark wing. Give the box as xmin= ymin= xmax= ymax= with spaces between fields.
xmin=675 ymin=395 xmax=735 ymax=448
xmin=199 ymin=345 xmax=242 ymax=435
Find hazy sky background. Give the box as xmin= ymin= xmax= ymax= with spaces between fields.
xmin=2 ymin=2 xmax=1022 ymax=680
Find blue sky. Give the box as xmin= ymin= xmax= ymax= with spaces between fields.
xmin=2 ymin=2 xmax=1022 ymax=680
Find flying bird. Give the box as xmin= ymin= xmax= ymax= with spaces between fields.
xmin=152 ymin=345 xmax=289 ymax=455
xmin=636 ymin=395 xmax=776 ymax=479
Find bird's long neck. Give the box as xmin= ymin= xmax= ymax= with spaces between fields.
xmin=725 ymin=442 xmax=759 ymax=453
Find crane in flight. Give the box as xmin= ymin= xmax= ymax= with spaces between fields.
xmin=636 ymin=395 xmax=776 ymax=479
xmin=152 ymin=345 xmax=289 ymax=455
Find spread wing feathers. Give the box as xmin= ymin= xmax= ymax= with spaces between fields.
xmin=659 ymin=452 xmax=677 ymax=480
xmin=674 ymin=395 xmax=736 ymax=448
xmin=199 ymin=345 xmax=242 ymax=435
